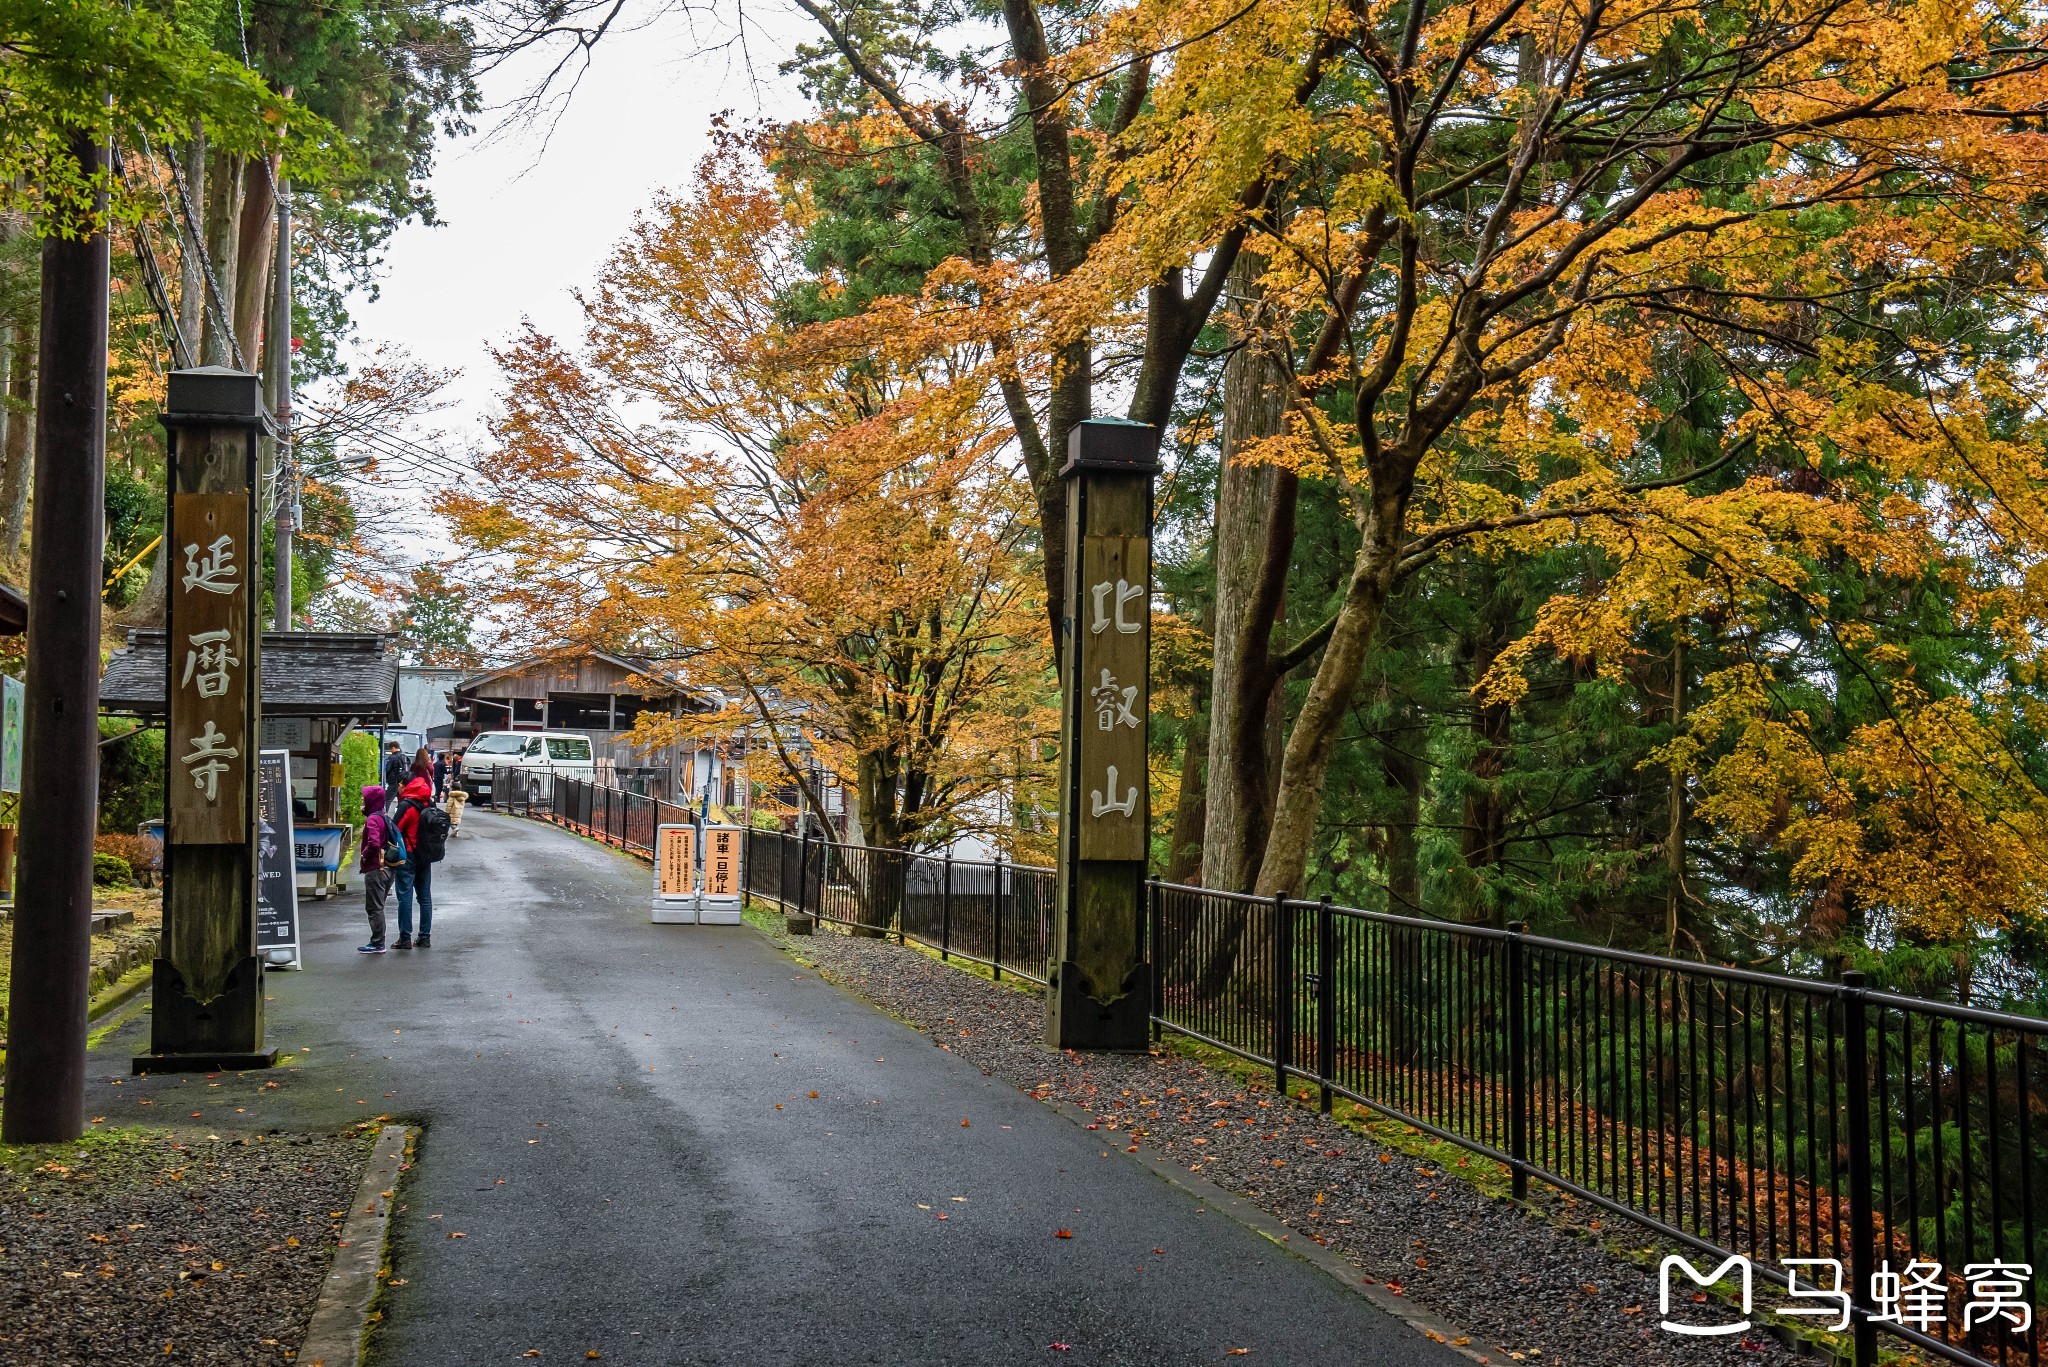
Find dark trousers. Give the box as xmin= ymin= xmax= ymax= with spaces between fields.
xmin=363 ymin=868 xmax=392 ymax=945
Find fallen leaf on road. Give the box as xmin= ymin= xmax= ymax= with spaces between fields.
xmin=807 ymin=1091 xmax=818 ymax=1098
xmin=1229 ymin=1350 xmax=1251 ymax=1356
xmin=1050 ymin=1344 xmax=1071 ymax=1352
xmin=522 ymin=1352 xmax=541 ymax=1359
xmin=961 ymin=1119 xmax=970 ymax=1127
xmin=447 ymin=1232 xmax=466 ymax=1239
xmin=587 ymin=1353 xmax=601 ymax=1360
xmin=1054 ymin=1229 xmax=1072 ymax=1239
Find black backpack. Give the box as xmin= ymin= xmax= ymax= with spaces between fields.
xmin=402 ymin=798 xmax=451 ymax=864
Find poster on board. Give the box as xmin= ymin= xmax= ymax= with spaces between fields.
xmin=700 ymin=824 xmax=743 ymax=924
xmin=256 ymin=749 xmax=301 ymax=968
xmin=1 ymin=674 xmax=21 ymax=794
xmin=652 ymin=822 xmax=697 ymax=924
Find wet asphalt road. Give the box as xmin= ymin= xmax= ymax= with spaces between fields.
xmin=89 ymin=811 xmax=1465 ymax=1366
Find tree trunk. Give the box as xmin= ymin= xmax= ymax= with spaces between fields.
xmin=1665 ymin=636 xmax=1686 ymax=951
xmin=1379 ymin=694 xmax=1424 ymax=915
xmin=1458 ymin=573 xmax=1513 ymax=925
xmin=1201 ymin=255 xmax=1290 ymax=892
xmin=177 ymin=131 xmax=206 ymax=355
xmin=0 ymin=319 xmax=30 ymax=561
xmin=232 ymin=155 xmax=278 ymax=367
xmin=200 ymin=151 xmax=243 ymax=367
xmin=1164 ymin=705 xmax=1208 ymax=885
xmin=1253 ymin=501 xmax=1408 ymax=898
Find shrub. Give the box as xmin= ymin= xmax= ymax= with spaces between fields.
xmin=92 ymin=851 xmax=134 ymax=887
xmin=94 ymin=832 xmax=161 ymax=883
xmin=339 ymin=729 xmax=382 ymax=830
xmin=98 ymin=720 xmax=164 ymax=834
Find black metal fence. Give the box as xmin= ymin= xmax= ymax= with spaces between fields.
xmin=513 ymin=786 xmax=2047 ymax=1367
xmin=743 ymin=828 xmax=1053 ymax=983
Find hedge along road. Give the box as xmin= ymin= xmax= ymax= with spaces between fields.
xmin=87 ymin=811 xmax=1469 ymax=1366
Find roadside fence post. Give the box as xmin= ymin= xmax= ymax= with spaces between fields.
xmin=895 ymin=852 xmax=906 ymax=946
xmin=799 ymin=827 xmax=813 ymax=922
xmin=1317 ymin=894 xmax=1335 ymax=1114
xmin=1149 ymin=880 xmax=1163 ymax=1044
xmin=940 ymin=850 xmax=953 ymax=961
xmin=1274 ymin=890 xmax=1293 ymax=1097
xmin=992 ymin=854 xmax=1005 ymax=982
xmin=1506 ymin=920 xmax=1530 ymax=1201
xmin=1842 ymin=970 xmax=1878 ymax=1367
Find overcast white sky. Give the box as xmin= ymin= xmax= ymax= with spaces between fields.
xmin=338 ymin=4 xmax=812 ymax=452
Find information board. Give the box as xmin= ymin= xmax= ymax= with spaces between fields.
xmin=700 ymin=824 xmax=743 ymax=924
xmin=293 ymin=824 xmax=348 ymax=873
xmin=255 ymin=749 xmax=301 ymax=967
xmin=1 ymin=674 xmax=20 ymax=794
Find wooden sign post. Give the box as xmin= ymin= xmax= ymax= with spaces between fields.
xmin=1048 ymin=418 xmax=1159 ymax=1051
xmin=137 ymin=368 xmax=275 ymax=1073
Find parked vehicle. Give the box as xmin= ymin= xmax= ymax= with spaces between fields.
xmin=457 ymin=730 xmax=596 ymax=804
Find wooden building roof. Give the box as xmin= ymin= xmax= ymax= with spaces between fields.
xmin=453 ymin=652 xmax=712 ymax=708
xmin=100 ymin=630 xmax=402 ymax=720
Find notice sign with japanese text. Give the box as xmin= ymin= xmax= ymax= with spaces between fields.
xmin=703 ymin=825 xmax=740 ymax=899
xmin=255 ymin=750 xmax=300 ymax=962
xmin=657 ymin=822 xmax=696 ymax=897
xmin=1077 ymin=532 xmax=1149 ymax=862
xmin=1 ymin=674 xmax=21 ymax=794
xmin=168 ymin=492 xmax=250 ymax=844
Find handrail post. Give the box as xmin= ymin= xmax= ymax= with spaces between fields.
xmin=1842 ymin=970 xmax=1878 ymax=1367
xmin=992 ymin=853 xmax=1005 ymax=982
xmin=799 ymin=826 xmax=812 ymax=921
xmin=1506 ymin=920 xmax=1530 ymax=1201
xmin=1274 ymin=890 xmax=1293 ymax=1097
xmin=1149 ymin=880 xmax=1163 ymax=1044
xmin=895 ymin=851 xmax=906 ymax=945
xmin=940 ymin=850 xmax=953 ymax=961
xmin=1317 ymin=894 xmax=1336 ymax=1114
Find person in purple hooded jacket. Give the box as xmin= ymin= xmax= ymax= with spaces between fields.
xmin=357 ymin=784 xmax=398 ymax=954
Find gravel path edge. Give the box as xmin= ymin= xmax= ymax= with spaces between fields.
xmin=297 ymin=1124 xmax=411 ymax=1367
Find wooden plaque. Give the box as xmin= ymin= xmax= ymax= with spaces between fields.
xmin=166 ymin=492 xmax=251 ymax=845
xmin=1076 ymin=532 xmax=1150 ymax=861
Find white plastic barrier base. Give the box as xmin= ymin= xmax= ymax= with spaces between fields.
xmin=698 ymin=897 xmax=742 ymax=926
xmin=651 ymin=896 xmax=697 ymax=924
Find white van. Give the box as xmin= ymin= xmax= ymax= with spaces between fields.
xmin=459 ymin=730 xmax=596 ymax=803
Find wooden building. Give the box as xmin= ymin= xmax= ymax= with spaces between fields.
xmin=449 ymin=653 xmax=724 ymax=800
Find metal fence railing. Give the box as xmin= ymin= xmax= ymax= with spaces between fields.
xmin=504 ymin=785 xmax=2046 ymax=1367
xmin=743 ymin=828 xmax=1053 ymax=983
xmin=1151 ymin=884 xmax=2047 ymax=1367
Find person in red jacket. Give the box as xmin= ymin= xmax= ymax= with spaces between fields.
xmin=392 ymin=773 xmax=437 ymax=948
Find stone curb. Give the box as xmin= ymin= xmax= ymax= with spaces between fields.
xmin=1038 ymin=1094 xmax=1516 ymax=1366
xmin=299 ymin=1123 xmax=412 ymax=1367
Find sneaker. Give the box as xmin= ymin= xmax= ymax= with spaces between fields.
xmin=357 ymin=942 xmax=387 ymax=954
xmin=416 ymin=934 xmax=432 ymax=948
xmin=394 ymin=935 xmax=413 ymax=950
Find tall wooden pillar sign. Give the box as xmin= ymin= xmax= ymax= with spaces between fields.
xmin=137 ymin=368 xmax=276 ymax=1073
xmin=1048 ymin=418 xmax=1160 ymax=1052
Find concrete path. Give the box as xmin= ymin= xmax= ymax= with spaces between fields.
xmin=90 ymin=812 xmax=1467 ymax=1366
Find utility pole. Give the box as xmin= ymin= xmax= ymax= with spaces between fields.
xmin=267 ymin=182 xmax=293 ymax=632
xmin=2 ymin=133 xmax=110 ymax=1143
